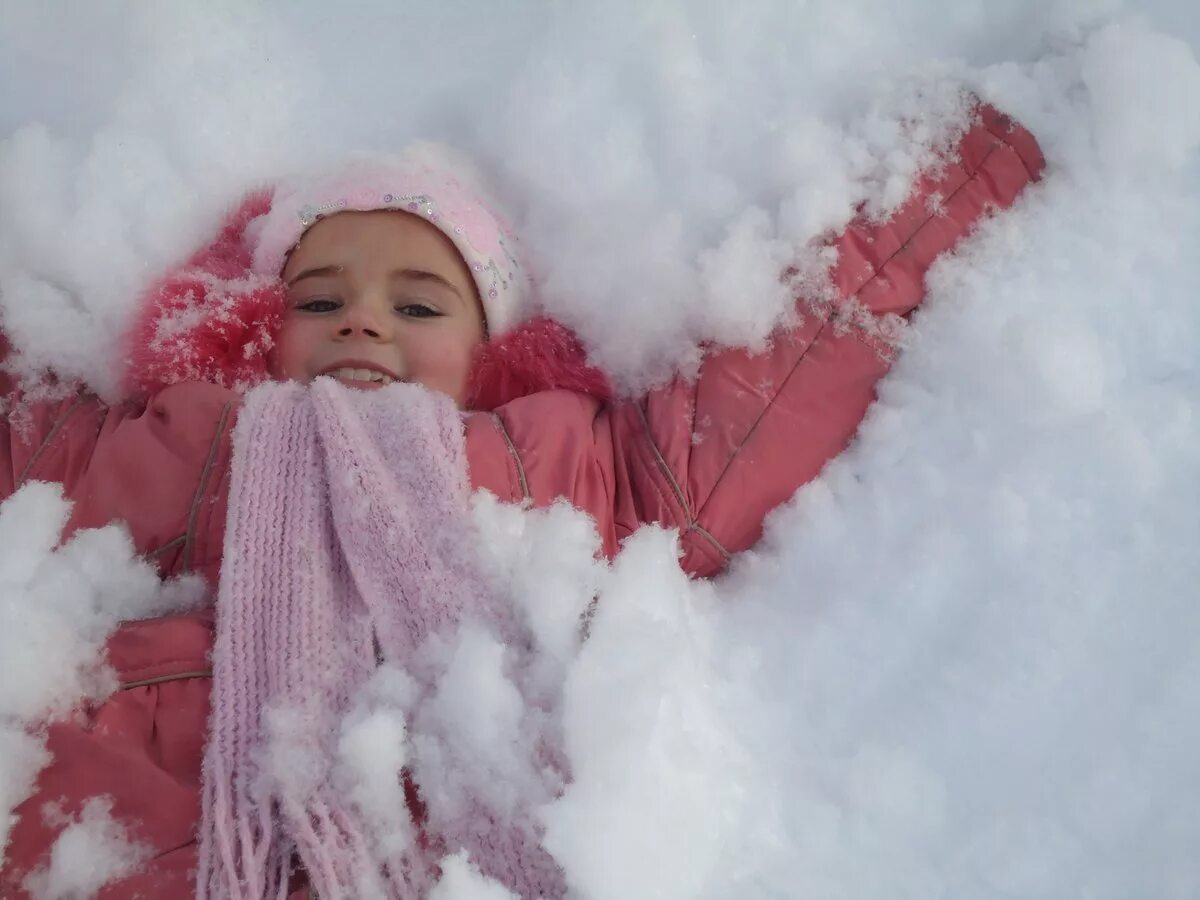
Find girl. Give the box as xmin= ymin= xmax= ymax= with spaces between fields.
xmin=0 ymin=103 xmax=1043 ymax=898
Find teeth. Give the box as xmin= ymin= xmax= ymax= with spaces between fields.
xmin=327 ymin=367 xmax=394 ymax=384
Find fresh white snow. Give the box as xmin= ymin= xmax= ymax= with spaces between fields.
xmin=2 ymin=1 xmax=1198 ymax=897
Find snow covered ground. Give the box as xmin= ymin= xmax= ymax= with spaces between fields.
xmin=2 ymin=1 xmax=1199 ymax=897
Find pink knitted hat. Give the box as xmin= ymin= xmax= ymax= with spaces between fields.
xmin=125 ymin=154 xmax=612 ymax=410
xmin=248 ymin=151 xmax=530 ymax=335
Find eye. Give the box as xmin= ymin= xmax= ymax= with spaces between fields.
xmin=395 ymin=302 xmax=442 ymax=319
xmin=294 ymin=297 xmax=342 ymax=314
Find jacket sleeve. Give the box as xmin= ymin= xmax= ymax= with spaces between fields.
xmin=461 ymin=106 xmax=1043 ymax=578
xmin=0 ymin=334 xmax=99 ymax=503
xmin=466 ymin=389 xmax=623 ymax=556
xmin=608 ymin=104 xmax=1045 ymax=577
xmin=1 ymin=378 xmax=237 ymax=584
xmin=0 ymin=345 xmax=99 ymax=504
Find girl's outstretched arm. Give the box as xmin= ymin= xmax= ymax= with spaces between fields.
xmin=616 ymin=104 xmax=1044 ymax=576
xmin=468 ymin=105 xmax=1045 ymax=578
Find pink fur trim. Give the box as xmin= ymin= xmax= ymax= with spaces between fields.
xmin=466 ymin=316 xmax=612 ymax=412
xmin=125 ymin=192 xmax=285 ymax=397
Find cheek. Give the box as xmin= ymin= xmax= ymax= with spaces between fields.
xmin=269 ymin=320 xmax=321 ymax=380
xmin=403 ymin=329 xmax=482 ymax=403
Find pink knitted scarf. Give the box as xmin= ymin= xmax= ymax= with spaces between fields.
xmin=197 ymin=379 xmax=563 ymax=899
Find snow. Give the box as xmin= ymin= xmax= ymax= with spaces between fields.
xmin=429 ymin=853 xmax=518 ymax=900
xmin=333 ymin=667 xmax=417 ymax=857
xmin=540 ymin=527 xmax=751 ymax=900
xmin=409 ymin=620 xmax=548 ymax=826
xmin=21 ymin=798 xmax=150 ymax=900
xmin=2 ymin=0 xmax=1199 ymax=897
xmin=0 ymin=482 xmax=199 ymax=870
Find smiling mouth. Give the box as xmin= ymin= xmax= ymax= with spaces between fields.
xmin=321 ymin=366 xmax=398 ymax=386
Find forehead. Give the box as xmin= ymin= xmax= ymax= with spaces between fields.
xmin=281 ymin=210 xmax=467 ymax=281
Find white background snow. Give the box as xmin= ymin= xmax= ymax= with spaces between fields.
xmin=2 ymin=0 xmax=1199 ymax=897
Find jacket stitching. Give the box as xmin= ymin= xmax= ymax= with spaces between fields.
xmin=633 ymin=403 xmax=731 ymax=560
xmin=490 ymin=412 xmax=531 ymax=503
xmin=118 ymin=670 xmax=212 ymax=691
xmin=693 ymin=140 xmax=1009 ymax=523
xmin=690 ymin=523 xmax=732 ymax=561
xmin=980 ymin=115 xmax=1042 ymax=183
xmin=16 ymin=395 xmax=87 ymax=487
xmin=182 ymin=399 xmax=235 ymax=572
xmin=147 ymin=836 xmax=201 ymax=863
xmin=635 ymin=423 xmax=688 ymax=528
xmin=695 ymin=312 xmax=835 ymax=521
xmin=634 ymin=402 xmax=691 ymax=521
xmin=145 ymin=534 xmax=186 ymax=559
xmin=118 ymin=653 xmax=211 ymax=671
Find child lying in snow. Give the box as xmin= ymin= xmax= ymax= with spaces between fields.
xmin=0 ymin=104 xmax=1043 ymax=899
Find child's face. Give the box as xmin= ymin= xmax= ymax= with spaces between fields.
xmin=272 ymin=210 xmax=486 ymax=405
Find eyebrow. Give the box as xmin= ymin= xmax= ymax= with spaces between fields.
xmin=285 ymin=265 xmax=464 ymax=300
xmin=286 ymin=264 xmax=343 ymax=287
xmin=391 ymin=268 xmax=464 ymax=300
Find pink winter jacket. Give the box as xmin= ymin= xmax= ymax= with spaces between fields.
xmin=0 ymin=108 xmax=1043 ymax=898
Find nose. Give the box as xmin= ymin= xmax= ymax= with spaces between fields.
xmin=336 ymin=298 xmax=392 ymax=340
